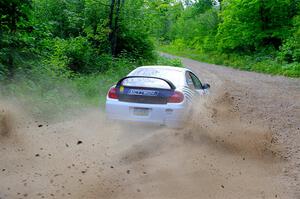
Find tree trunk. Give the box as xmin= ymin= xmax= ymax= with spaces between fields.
xmin=111 ymin=0 xmax=121 ymax=56
xmin=108 ymin=0 xmax=124 ymax=56
xmin=218 ymin=0 xmax=222 ymax=11
xmin=10 ymin=3 xmax=17 ymax=33
xmin=108 ymin=0 xmax=116 ymax=55
xmin=259 ymin=0 xmax=267 ymax=31
xmin=8 ymin=2 xmax=17 ymax=79
xmin=7 ymin=50 xmax=14 ymax=80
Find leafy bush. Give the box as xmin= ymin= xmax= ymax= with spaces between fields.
xmin=153 ymin=54 xmax=182 ymax=67
xmin=170 ymin=39 xmax=187 ymax=51
xmin=47 ymin=37 xmax=101 ymax=74
xmin=117 ymin=28 xmax=155 ymax=60
xmin=278 ymin=16 xmax=300 ymax=63
xmin=278 ymin=38 xmax=300 ymax=63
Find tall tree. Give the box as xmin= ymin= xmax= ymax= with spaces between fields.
xmin=108 ymin=0 xmax=124 ymax=56
xmin=0 ymin=0 xmax=32 ymax=79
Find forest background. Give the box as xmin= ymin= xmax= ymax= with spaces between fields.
xmin=0 ymin=0 xmax=299 ymax=118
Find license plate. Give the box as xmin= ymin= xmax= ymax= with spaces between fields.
xmin=133 ymin=108 xmax=150 ymax=116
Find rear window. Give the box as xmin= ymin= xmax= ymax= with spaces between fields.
xmin=123 ymin=68 xmax=184 ymax=89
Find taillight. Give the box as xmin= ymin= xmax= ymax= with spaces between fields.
xmin=108 ymin=87 xmax=118 ymax=99
xmin=168 ymin=91 xmax=184 ymax=103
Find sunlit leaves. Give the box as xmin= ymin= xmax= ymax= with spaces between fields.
xmin=217 ymin=0 xmax=295 ymax=51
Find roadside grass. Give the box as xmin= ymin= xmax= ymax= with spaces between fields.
xmin=0 ymin=55 xmax=182 ymax=121
xmin=159 ymin=45 xmax=300 ymax=78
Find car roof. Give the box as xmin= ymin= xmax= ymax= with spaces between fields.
xmin=136 ymin=65 xmax=189 ymax=73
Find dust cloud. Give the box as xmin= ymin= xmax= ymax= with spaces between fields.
xmin=0 ymin=90 xmax=290 ymax=199
xmin=185 ymin=91 xmax=280 ymax=159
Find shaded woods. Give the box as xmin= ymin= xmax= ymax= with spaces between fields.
xmin=1 ymin=0 xmax=299 ymax=80
xmin=0 ymin=0 xmax=180 ymax=117
xmin=0 ymin=0 xmax=156 ymax=78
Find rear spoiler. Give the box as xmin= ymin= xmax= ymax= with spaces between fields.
xmin=116 ymin=76 xmax=176 ymax=90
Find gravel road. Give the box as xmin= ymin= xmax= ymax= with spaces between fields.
xmin=181 ymin=55 xmax=300 ymax=198
xmin=0 ymin=55 xmax=299 ymax=199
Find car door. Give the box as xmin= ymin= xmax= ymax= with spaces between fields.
xmin=183 ymin=71 xmax=196 ymax=104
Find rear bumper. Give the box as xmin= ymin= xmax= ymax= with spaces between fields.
xmin=105 ymin=99 xmax=186 ymax=128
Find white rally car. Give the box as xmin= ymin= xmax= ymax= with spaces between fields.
xmin=105 ymin=66 xmax=210 ymax=128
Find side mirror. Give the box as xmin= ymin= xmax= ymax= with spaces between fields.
xmin=202 ymin=83 xmax=210 ymax=89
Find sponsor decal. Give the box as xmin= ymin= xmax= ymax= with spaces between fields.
xmin=128 ymin=89 xmax=159 ymax=96
xmin=119 ymin=86 xmax=124 ymax=93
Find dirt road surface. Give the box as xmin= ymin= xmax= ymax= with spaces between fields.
xmin=0 ymin=55 xmax=299 ymax=199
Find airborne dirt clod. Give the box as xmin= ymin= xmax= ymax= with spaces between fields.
xmin=0 ymin=109 xmax=12 ymax=138
xmin=0 ymin=56 xmax=300 ymax=199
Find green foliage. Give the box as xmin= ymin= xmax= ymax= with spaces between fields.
xmin=217 ymin=0 xmax=293 ymax=51
xmin=217 ymin=0 xmax=261 ymax=51
xmin=145 ymin=0 xmax=184 ymax=42
xmin=115 ymin=0 xmax=157 ymax=58
xmin=0 ymin=0 xmax=33 ymax=79
xmin=32 ymin=0 xmax=85 ymax=38
xmin=154 ymin=0 xmax=299 ymax=77
xmin=117 ymin=29 xmax=155 ymax=60
xmin=194 ymin=0 xmax=214 ymax=13
xmin=173 ymin=8 xmax=219 ymax=51
xmin=278 ymin=15 xmax=300 ymax=62
xmin=0 ymin=0 xmax=172 ymax=120
xmin=48 ymin=37 xmax=101 ymax=74
xmin=155 ymin=55 xmax=182 ymax=67
xmin=0 ymin=0 xmax=158 ymax=78
xmin=0 ymin=0 xmax=32 ymax=31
